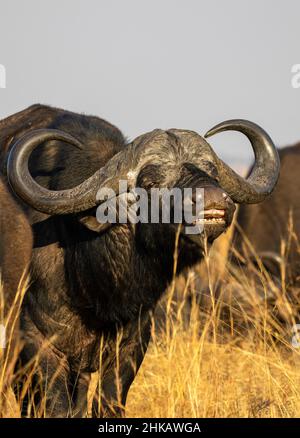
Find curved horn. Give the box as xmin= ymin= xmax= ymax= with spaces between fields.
xmin=7 ymin=129 xmax=133 ymax=215
xmin=205 ymin=120 xmax=280 ymax=204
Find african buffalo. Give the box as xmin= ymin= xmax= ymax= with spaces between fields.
xmin=228 ymin=143 xmax=300 ymax=324
xmin=0 ymin=175 xmax=32 ymax=321
xmin=0 ymin=176 xmax=32 ymax=404
xmin=233 ymin=144 xmax=300 ymax=276
xmin=1 ymin=104 xmax=279 ymax=417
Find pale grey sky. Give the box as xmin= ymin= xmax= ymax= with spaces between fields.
xmin=0 ymin=0 xmax=299 ymax=169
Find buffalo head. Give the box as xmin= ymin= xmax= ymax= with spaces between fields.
xmin=6 ymin=120 xmax=279 ymax=254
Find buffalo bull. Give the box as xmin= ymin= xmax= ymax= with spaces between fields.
xmin=228 ymin=143 xmax=300 ymax=325
xmin=1 ymin=105 xmax=279 ymax=417
xmin=0 ymin=176 xmax=32 ymax=402
xmin=0 ymin=177 xmax=32 ymax=301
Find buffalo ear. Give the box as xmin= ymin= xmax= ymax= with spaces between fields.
xmin=79 ymin=215 xmax=111 ymax=233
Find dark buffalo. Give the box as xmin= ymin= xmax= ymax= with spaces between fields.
xmin=234 ymin=144 xmax=300 ymax=277
xmin=0 ymin=176 xmax=32 ymax=404
xmin=229 ymin=143 xmax=300 ymax=324
xmin=1 ymin=105 xmax=279 ymax=417
xmin=0 ymin=177 xmax=32 ymax=302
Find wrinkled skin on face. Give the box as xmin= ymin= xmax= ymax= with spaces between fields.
xmin=135 ymin=161 xmax=235 ymax=265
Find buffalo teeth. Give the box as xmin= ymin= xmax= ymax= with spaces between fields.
xmin=193 ymin=217 xmax=225 ymax=224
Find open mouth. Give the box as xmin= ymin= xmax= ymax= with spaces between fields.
xmin=192 ymin=209 xmax=226 ymax=225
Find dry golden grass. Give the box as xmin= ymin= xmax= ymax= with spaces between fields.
xmin=126 ymin=298 xmax=300 ymax=418
xmin=1 ymin=226 xmax=300 ymax=418
xmin=127 ymin=328 xmax=300 ymax=418
xmin=127 ymin=229 xmax=300 ymax=418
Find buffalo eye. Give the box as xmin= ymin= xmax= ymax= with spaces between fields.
xmin=136 ymin=164 xmax=161 ymax=190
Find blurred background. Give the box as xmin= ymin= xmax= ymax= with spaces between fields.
xmin=0 ymin=0 xmax=299 ymax=170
